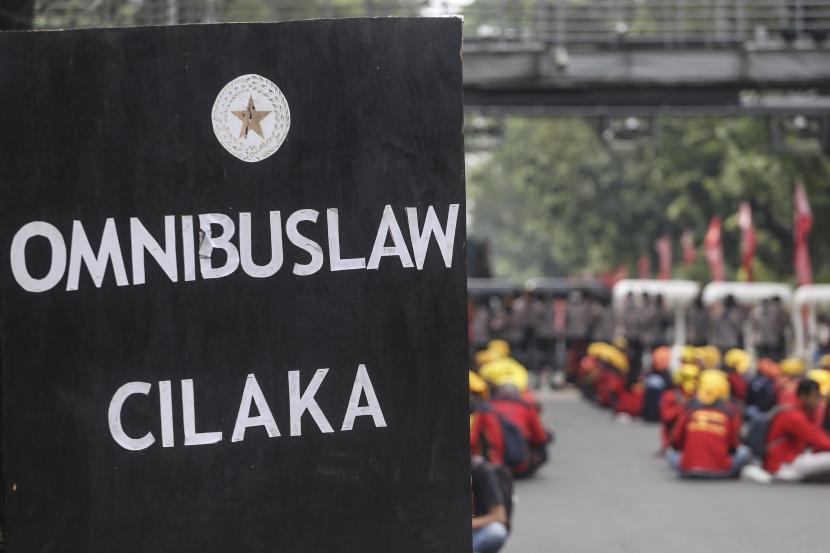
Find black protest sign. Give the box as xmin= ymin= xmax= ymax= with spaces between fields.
xmin=0 ymin=19 xmax=467 ymax=553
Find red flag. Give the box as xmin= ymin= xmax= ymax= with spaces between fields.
xmin=654 ymin=234 xmax=673 ymax=280
xmin=704 ymin=216 xmax=724 ymax=282
xmin=603 ymin=264 xmax=629 ymax=288
xmin=637 ymin=254 xmax=651 ymax=279
xmin=738 ymin=202 xmax=756 ymax=282
xmin=794 ymin=181 xmax=813 ymax=285
xmin=681 ymin=230 xmax=696 ymax=267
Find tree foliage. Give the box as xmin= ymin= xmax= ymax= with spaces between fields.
xmin=467 ymin=116 xmax=830 ymax=283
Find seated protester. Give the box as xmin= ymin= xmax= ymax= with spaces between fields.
xmin=577 ymin=354 xmax=600 ymax=402
xmin=471 ymin=456 xmax=509 ymax=553
xmin=746 ymin=358 xmax=781 ymax=421
xmin=470 ymin=371 xmax=506 ymax=466
xmin=642 ymin=346 xmax=672 ymax=423
xmin=807 ymin=370 xmax=829 ymax=432
xmin=593 ymin=343 xmax=629 ymax=409
xmin=615 ymin=374 xmax=645 ymax=419
xmin=476 ymin=340 xmax=530 ymax=393
xmin=743 ymin=378 xmax=830 ymax=483
xmin=490 ymin=384 xmax=550 ymax=478
xmin=595 ymin=361 xmax=623 ymax=409
xmin=723 ymin=348 xmax=750 ymax=403
xmin=659 ymin=363 xmax=699 ymax=452
xmin=668 ymin=370 xmax=750 ymax=478
xmin=776 ymin=358 xmax=806 ymax=408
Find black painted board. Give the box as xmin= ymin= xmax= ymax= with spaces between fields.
xmin=0 ymin=18 xmax=467 ymax=553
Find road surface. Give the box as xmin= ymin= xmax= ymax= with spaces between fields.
xmin=503 ymin=389 xmax=828 ymax=553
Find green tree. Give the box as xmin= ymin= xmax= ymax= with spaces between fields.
xmin=467 ymin=116 xmax=830 ymax=282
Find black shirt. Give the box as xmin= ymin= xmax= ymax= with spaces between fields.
xmin=471 ymin=459 xmax=504 ymax=517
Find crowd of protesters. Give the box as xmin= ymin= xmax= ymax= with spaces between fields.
xmin=578 ymin=340 xmax=830 ymax=483
xmin=468 ymin=288 xmax=830 ymax=552
xmin=469 ymin=338 xmax=553 ymax=553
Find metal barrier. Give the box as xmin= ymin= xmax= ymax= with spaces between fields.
xmin=35 ymin=0 xmax=830 ymax=48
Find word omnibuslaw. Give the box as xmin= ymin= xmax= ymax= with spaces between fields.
xmin=10 ymin=204 xmax=460 ymax=292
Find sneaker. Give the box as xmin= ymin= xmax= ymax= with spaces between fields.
xmin=741 ymin=464 xmax=773 ymax=484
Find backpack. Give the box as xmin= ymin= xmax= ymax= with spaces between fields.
xmin=743 ymin=405 xmax=789 ymax=459
xmin=746 ymin=375 xmax=777 ymax=413
xmin=496 ymin=413 xmax=530 ymax=468
xmin=642 ymin=374 xmax=667 ymax=422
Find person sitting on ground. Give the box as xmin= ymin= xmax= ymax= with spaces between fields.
xmin=615 ymin=373 xmax=645 ymax=420
xmin=723 ymin=348 xmax=750 ymax=404
xmin=743 ymin=378 xmax=830 ymax=483
xmin=807 ymin=369 xmax=829 ymax=432
xmin=470 ymin=371 xmax=506 ymax=466
xmin=776 ymin=357 xmax=807 ymax=406
xmin=577 ymin=353 xmax=601 ymax=402
xmin=668 ymin=370 xmax=750 ymax=478
xmin=746 ymin=358 xmax=781 ymax=421
xmin=490 ymin=384 xmax=550 ymax=478
xmin=591 ymin=342 xmax=629 ymax=409
xmin=642 ymin=346 xmax=672 ymax=423
xmin=471 ymin=456 xmax=510 ymax=553
xmin=476 ymin=339 xmax=530 ymax=393
xmin=659 ymin=363 xmax=699 ymax=453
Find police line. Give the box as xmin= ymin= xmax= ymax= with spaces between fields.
xmin=9 ymin=204 xmax=460 ymax=292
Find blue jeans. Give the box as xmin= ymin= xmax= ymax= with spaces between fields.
xmin=473 ymin=522 xmax=508 ymax=553
xmin=666 ymin=445 xmax=753 ymax=479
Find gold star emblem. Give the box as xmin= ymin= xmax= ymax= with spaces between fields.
xmin=230 ymin=96 xmax=272 ymax=140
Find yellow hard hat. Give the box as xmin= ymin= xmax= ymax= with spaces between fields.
xmin=680 ymin=345 xmax=697 ymax=364
xmin=807 ymin=369 xmax=830 ymax=397
xmin=592 ymin=343 xmax=629 ymax=373
xmin=469 ymin=371 xmax=489 ymax=396
xmin=780 ymin=357 xmax=806 ymax=377
xmin=820 ymin=354 xmax=830 ymax=370
xmin=474 ymin=339 xmax=511 ymax=366
xmin=479 ymin=357 xmax=529 ymax=392
xmin=696 ymin=369 xmax=730 ymax=405
xmin=724 ymin=348 xmax=751 ymax=375
xmin=608 ymin=347 xmax=630 ymax=373
xmin=588 ymin=342 xmax=607 ymax=358
xmin=674 ymin=363 xmax=701 ymax=394
xmin=696 ymin=346 xmax=722 ymax=371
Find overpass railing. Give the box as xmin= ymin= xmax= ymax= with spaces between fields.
xmin=35 ymin=0 xmax=830 ymax=48
xmin=461 ymin=0 xmax=830 ymax=46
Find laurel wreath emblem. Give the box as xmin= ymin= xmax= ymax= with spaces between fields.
xmin=211 ymin=74 xmax=291 ymax=163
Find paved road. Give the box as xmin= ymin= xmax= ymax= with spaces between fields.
xmin=502 ymin=390 xmax=828 ymax=553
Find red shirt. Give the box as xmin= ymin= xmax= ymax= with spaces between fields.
xmin=764 ymin=407 xmax=830 ymax=473
xmin=672 ymin=403 xmax=741 ymax=473
xmin=597 ymin=370 xmax=624 ymax=408
xmin=659 ymin=389 xmax=691 ymax=450
xmin=672 ymin=403 xmax=741 ymax=472
xmin=470 ymin=408 xmax=506 ymax=465
xmin=727 ymin=372 xmax=747 ymax=403
xmin=616 ymin=385 xmax=644 ymax=416
xmin=490 ymin=397 xmax=548 ymax=446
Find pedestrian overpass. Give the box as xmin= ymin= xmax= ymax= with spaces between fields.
xmin=35 ymin=0 xmax=830 ymax=115
xmin=459 ymin=0 xmax=830 ymax=115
